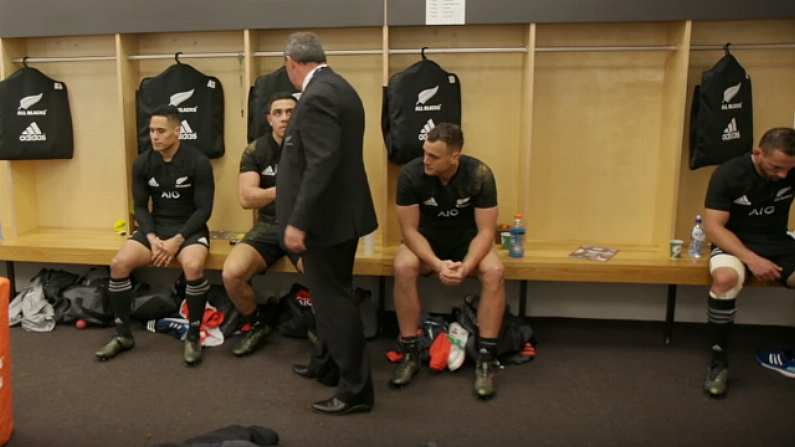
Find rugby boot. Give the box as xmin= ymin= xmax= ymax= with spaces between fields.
xmin=232 ymin=321 xmax=272 ymax=357
xmin=95 ymin=336 xmax=135 ymax=361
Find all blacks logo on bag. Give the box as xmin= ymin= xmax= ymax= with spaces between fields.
xmin=17 ymin=93 xmax=47 ymax=116
xmin=169 ymin=89 xmax=198 ymax=113
xmin=415 ymin=85 xmax=443 ymax=112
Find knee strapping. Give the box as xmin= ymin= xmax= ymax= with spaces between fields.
xmin=709 ymin=286 xmax=741 ymax=300
xmin=709 ymin=254 xmax=745 ymax=300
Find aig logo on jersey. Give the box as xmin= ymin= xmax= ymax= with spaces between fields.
xmin=19 ymin=122 xmax=46 ymax=142
xmin=161 ymin=191 xmax=181 ymax=199
xmin=749 ymin=206 xmax=775 ymax=216
xmin=179 ymin=120 xmax=198 ymax=140
xmin=438 ymin=208 xmax=459 ymax=218
xmin=17 ymin=93 xmax=47 ymax=116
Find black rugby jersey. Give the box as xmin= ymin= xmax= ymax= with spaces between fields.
xmin=397 ymin=155 xmax=497 ymax=243
xmin=705 ymin=153 xmax=795 ymax=253
xmin=133 ymin=143 xmax=214 ymax=238
xmin=239 ymin=134 xmax=281 ymax=224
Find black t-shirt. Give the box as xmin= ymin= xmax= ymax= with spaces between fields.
xmin=397 ymin=155 xmax=497 ymax=243
xmin=705 ymin=153 xmax=795 ymax=254
xmin=239 ymin=134 xmax=281 ymax=224
xmin=133 ymin=144 xmax=214 ymax=237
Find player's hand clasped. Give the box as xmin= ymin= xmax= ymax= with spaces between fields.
xmin=148 ymin=233 xmax=183 ymax=267
xmin=438 ymin=259 xmax=467 ymax=286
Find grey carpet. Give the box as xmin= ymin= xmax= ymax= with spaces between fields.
xmin=5 ymin=317 xmax=795 ymax=447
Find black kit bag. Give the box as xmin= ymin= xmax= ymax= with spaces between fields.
xmin=137 ymin=61 xmax=225 ymax=158
xmin=690 ymin=46 xmax=753 ymax=169
xmin=453 ymin=295 xmax=535 ymax=364
xmin=247 ymin=66 xmax=299 ymax=143
xmin=0 ymin=66 xmax=74 ymax=160
xmin=382 ymin=51 xmax=461 ymax=164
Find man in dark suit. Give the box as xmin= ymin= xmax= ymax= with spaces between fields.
xmin=277 ymin=32 xmax=378 ymax=415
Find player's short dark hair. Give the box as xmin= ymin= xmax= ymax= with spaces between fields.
xmin=267 ymin=92 xmax=298 ymax=114
xmin=760 ymin=127 xmax=795 ymax=156
xmin=426 ymin=122 xmax=464 ymax=152
xmin=150 ymin=104 xmax=181 ymax=126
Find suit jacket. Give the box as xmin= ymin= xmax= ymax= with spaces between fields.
xmin=277 ymin=67 xmax=378 ymax=248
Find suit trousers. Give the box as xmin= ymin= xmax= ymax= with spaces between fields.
xmin=302 ymin=238 xmax=373 ymax=402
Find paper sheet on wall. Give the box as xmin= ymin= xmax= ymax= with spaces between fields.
xmin=426 ymin=0 xmax=466 ymax=25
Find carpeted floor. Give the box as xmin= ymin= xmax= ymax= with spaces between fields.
xmin=5 ymin=317 xmax=795 ymax=447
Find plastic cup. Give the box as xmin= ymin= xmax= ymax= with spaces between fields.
xmin=670 ymin=239 xmax=684 ymax=259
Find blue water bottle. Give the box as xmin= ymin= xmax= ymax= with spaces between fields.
xmin=510 ymin=213 xmax=526 ymax=258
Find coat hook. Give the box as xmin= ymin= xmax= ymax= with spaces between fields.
xmin=723 ymin=42 xmax=731 ymax=55
xmin=22 ymin=56 xmax=29 ymax=68
xmin=421 ymin=46 xmax=429 ymax=60
xmin=175 ymin=51 xmax=183 ymax=64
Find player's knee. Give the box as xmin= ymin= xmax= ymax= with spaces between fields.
xmin=181 ymin=259 xmax=204 ymax=279
xmin=221 ymin=265 xmax=244 ymax=288
xmin=480 ymin=262 xmax=505 ymax=287
xmin=710 ymin=269 xmax=742 ymax=299
xmin=110 ymin=255 xmax=133 ymax=277
xmin=393 ymin=256 xmax=420 ymax=281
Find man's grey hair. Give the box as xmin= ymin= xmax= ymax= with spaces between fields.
xmin=285 ymin=32 xmax=327 ymax=64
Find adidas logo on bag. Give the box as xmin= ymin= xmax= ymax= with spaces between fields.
xmin=418 ymin=119 xmax=436 ymax=141
xmin=19 ymin=121 xmax=47 ymax=142
xmin=179 ymin=120 xmax=198 ymax=140
xmin=721 ymin=118 xmax=740 ymax=141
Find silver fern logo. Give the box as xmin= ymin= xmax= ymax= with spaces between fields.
xmin=415 ymin=86 xmax=442 ymax=112
xmin=721 ymin=82 xmax=743 ymax=110
xmin=17 ymin=93 xmax=47 ymax=116
xmin=170 ymin=89 xmax=198 ymax=113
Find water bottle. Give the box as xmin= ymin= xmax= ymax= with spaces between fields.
xmin=689 ymin=214 xmax=706 ymax=259
xmin=509 ymin=213 xmax=526 ymax=258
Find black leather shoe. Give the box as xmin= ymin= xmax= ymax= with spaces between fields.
xmin=312 ymin=396 xmax=372 ymax=415
xmin=292 ymin=362 xmax=340 ymax=387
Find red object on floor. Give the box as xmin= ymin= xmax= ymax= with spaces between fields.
xmin=386 ymin=350 xmax=404 ymax=363
xmin=0 ymin=278 xmax=15 ymax=445
xmin=429 ymin=332 xmax=452 ymax=372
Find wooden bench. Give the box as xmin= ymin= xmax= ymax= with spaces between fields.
xmin=5 ymin=228 xmax=768 ymax=344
